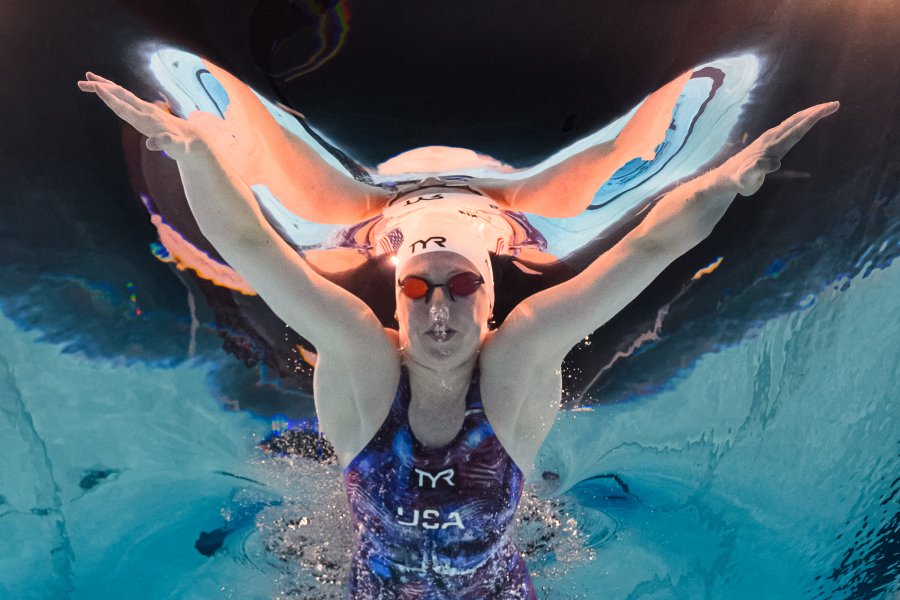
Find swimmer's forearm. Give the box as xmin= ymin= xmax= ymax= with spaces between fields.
xmin=500 ymin=169 xmax=739 ymax=361
xmin=175 ymin=139 xmax=276 ymax=242
xmin=174 ymin=139 xmax=385 ymax=348
xmin=603 ymin=101 xmax=839 ymax=254
xmin=502 ymin=103 xmax=836 ymax=364
xmin=630 ymin=169 xmax=737 ymax=255
xmin=174 ymin=139 xmax=324 ymax=292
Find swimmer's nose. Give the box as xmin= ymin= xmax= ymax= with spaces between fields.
xmin=429 ymin=286 xmax=452 ymax=306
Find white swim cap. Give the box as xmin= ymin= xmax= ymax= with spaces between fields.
xmin=393 ymin=208 xmax=495 ymax=308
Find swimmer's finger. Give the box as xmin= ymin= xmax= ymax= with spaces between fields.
xmin=762 ymin=101 xmax=840 ymax=158
xmin=89 ymin=81 xmax=160 ymax=116
xmin=79 ymin=80 xmax=163 ymax=128
xmin=759 ymin=103 xmax=829 ymax=141
xmin=77 ymin=73 xmax=113 ymax=89
xmin=87 ymin=83 xmax=168 ymax=136
xmin=85 ymin=71 xmax=115 ymax=85
xmin=86 ymin=83 xmax=147 ymax=122
xmin=83 ymin=83 xmax=139 ymax=121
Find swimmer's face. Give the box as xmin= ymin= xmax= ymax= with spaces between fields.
xmin=396 ymin=252 xmax=491 ymax=369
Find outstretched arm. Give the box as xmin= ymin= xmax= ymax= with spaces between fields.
xmin=78 ymin=75 xmax=398 ymax=440
xmin=495 ymin=101 xmax=840 ymax=366
xmin=475 ymin=71 xmax=693 ymax=218
xmin=482 ymin=102 xmax=837 ymax=468
xmin=78 ymin=72 xmax=399 ymax=464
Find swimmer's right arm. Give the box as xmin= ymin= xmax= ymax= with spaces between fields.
xmin=483 ymin=101 xmax=838 ymax=463
xmin=175 ymin=140 xmax=401 ymax=459
xmin=499 ymin=101 xmax=839 ymax=362
xmin=77 ymin=74 xmax=395 ymax=361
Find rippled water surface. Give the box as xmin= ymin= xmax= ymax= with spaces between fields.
xmin=1 ymin=256 xmax=896 ymax=599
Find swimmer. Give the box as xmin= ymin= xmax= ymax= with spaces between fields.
xmin=78 ymin=71 xmax=837 ymax=598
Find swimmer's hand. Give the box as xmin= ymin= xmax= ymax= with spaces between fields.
xmin=78 ymin=69 xmax=384 ymax=224
xmin=78 ymin=72 xmax=218 ymax=161
xmin=717 ymin=101 xmax=840 ymax=197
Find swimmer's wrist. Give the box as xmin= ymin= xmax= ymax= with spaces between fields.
xmin=708 ymin=166 xmax=741 ymax=196
xmin=184 ymin=135 xmax=212 ymax=156
xmin=174 ymin=135 xmax=216 ymax=166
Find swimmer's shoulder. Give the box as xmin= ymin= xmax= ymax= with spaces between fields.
xmin=479 ymin=329 xmax=563 ymax=472
xmin=313 ymin=329 xmax=402 ymax=467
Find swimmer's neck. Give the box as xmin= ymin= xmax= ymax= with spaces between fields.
xmin=403 ymin=352 xmax=480 ymax=407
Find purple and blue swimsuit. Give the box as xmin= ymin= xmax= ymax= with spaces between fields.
xmin=343 ymin=367 xmax=537 ymax=599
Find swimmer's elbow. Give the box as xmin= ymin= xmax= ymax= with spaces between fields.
xmin=203 ymin=229 xmax=274 ymax=271
xmin=199 ymin=205 xmax=291 ymax=258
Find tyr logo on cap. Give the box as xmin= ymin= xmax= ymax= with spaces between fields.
xmin=409 ymin=236 xmax=447 ymax=253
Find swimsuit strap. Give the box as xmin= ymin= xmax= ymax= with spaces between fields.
xmin=465 ymin=368 xmax=483 ymax=411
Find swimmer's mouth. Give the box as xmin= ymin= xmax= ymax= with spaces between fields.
xmin=425 ymin=329 xmax=456 ymax=341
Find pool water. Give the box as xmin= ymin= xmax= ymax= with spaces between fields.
xmin=1 ymin=245 xmax=896 ymax=599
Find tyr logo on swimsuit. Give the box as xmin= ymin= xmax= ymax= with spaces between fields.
xmin=414 ymin=467 xmax=455 ymax=488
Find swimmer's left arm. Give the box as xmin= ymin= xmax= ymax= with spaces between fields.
xmin=497 ymin=101 xmax=839 ymax=365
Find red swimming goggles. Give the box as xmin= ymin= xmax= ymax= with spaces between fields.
xmin=398 ymin=272 xmax=484 ymax=302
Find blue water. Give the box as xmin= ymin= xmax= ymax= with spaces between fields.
xmin=1 ymin=246 xmax=896 ymax=598
xmin=535 ymin=261 xmax=899 ymax=599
